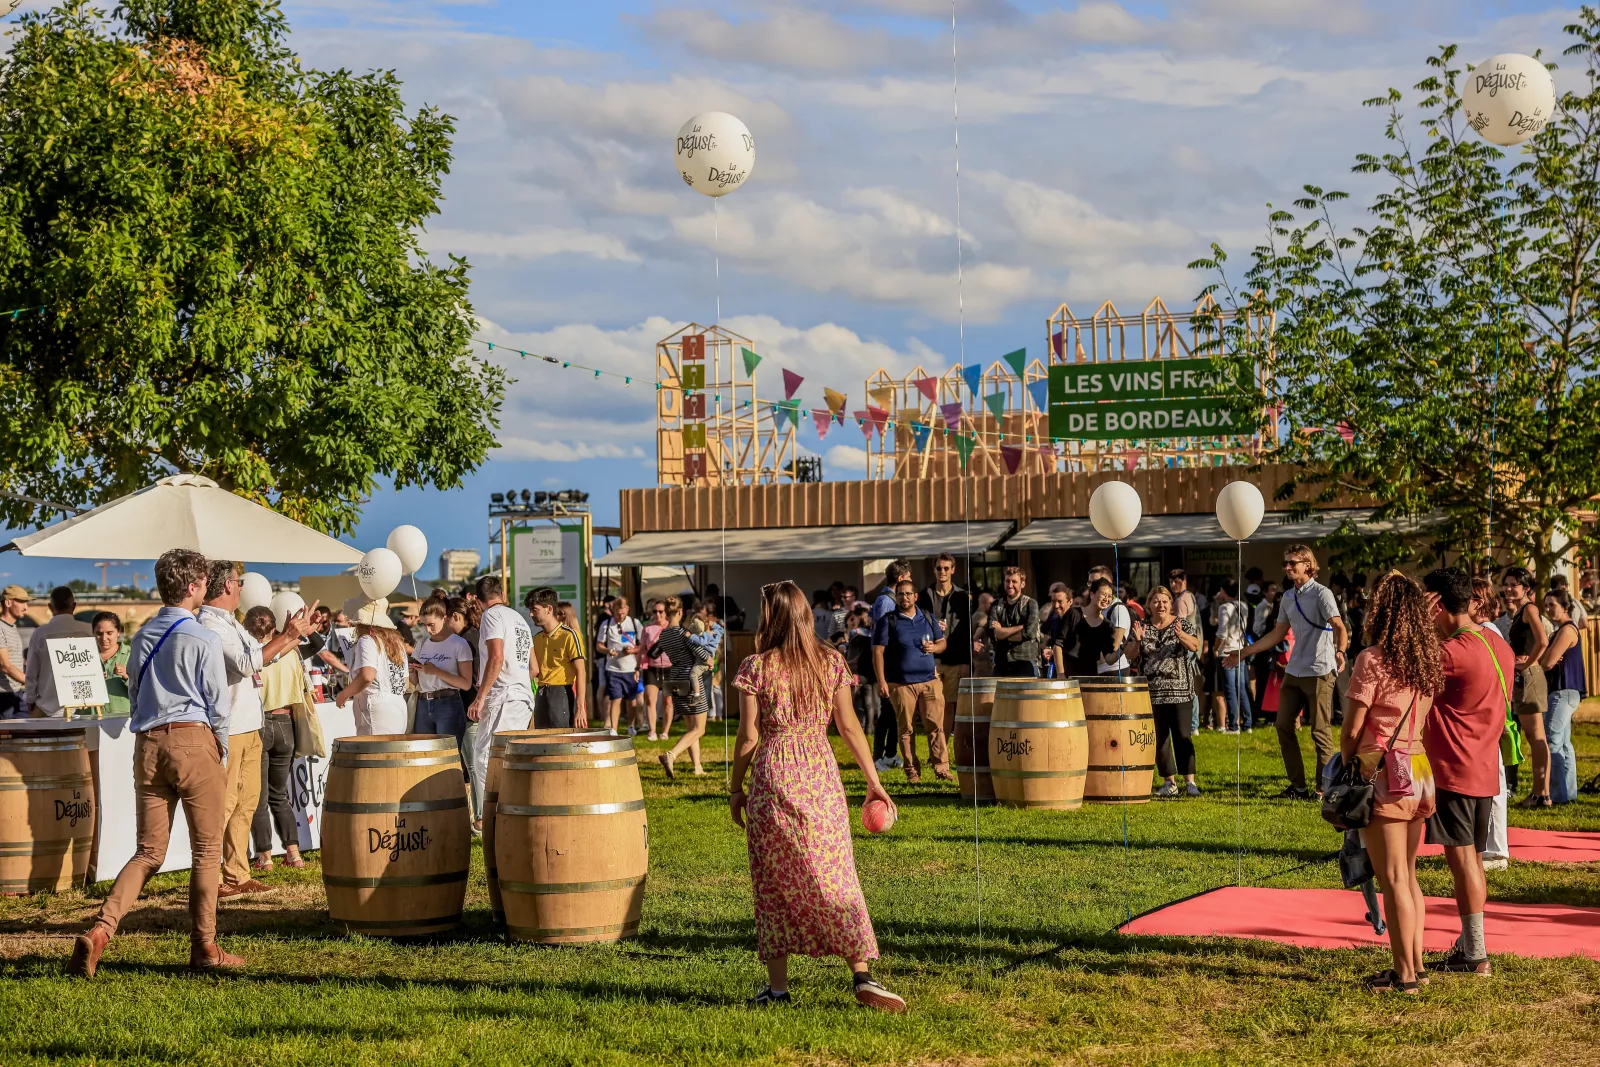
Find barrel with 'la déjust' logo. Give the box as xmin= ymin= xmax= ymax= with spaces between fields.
xmin=988 ymin=679 xmax=1088 ymax=810
xmin=1076 ymin=676 xmax=1156 ymax=804
xmin=0 ymin=729 xmax=93 ymax=894
xmin=321 ymin=735 xmax=470 ymax=936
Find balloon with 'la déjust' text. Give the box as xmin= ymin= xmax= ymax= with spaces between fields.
xmin=386 ymin=525 xmax=428 ymax=576
xmin=1216 ymin=481 xmax=1265 ymax=542
xmin=269 ymin=591 xmax=305 ymax=633
xmin=357 ymin=547 xmax=402 ymax=600
xmin=1089 ymin=481 xmax=1142 ymax=542
xmin=1463 ymin=53 xmax=1556 ymax=146
xmin=675 ymin=112 xmax=755 ymax=197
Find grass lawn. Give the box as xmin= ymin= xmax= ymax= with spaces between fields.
xmin=3 ymin=721 xmax=1599 ymax=1066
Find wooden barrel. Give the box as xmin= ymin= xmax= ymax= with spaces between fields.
xmin=953 ymin=677 xmax=996 ymax=801
xmin=485 ymin=728 xmax=611 ymax=925
xmin=496 ymin=733 xmax=647 ymax=944
xmin=0 ymin=729 xmax=93 ymax=895
xmin=321 ymin=734 xmax=470 ymax=936
xmin=988 ymin=679 xmax=1088 ymax=810
xmin=1077 ymin=676 xmax=1156 ymax=804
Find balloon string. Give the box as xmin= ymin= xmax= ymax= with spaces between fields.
xmin=950 ymin=0 xmax=965 ymax=365
xmin=714 ymin=197 xmax=721 ymax=326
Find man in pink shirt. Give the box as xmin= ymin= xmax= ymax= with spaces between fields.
xmin=1422 ymin=567 xmax=1512 ymax=978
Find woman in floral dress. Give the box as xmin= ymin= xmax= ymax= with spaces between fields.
xmin=730 ymin=581 xmax=904 ymax=1012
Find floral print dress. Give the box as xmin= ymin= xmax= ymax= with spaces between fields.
xmin=734 ymin=649 xmax=879 ymax=962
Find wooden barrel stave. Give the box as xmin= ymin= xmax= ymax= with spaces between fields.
xmin=988 ymin=679 xmax=1088 ymax=810
xmin=953 ymin=677 xmax=996 ymax=801
xmin=321 ymin=734 xmax=470 ymax=936
xmin=0 ymin=730 xmax=93 ymax=895
xmin=496 ymin=734 xmax=647 ymax=945
xmin=1076 ymin=677 xmax=1157 ymax=804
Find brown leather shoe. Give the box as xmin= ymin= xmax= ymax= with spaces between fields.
xmin=67 ymin=927 xmax=109 ymax=979
xmin=190 ymin=943 xmax=246 ymax=972
xmin=218 ymin=879 xmax=277 ymax=900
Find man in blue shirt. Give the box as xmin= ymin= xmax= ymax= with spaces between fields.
xmin=871 ymin=559 xmax=911 ymax=624
xmin=71 ymin=549 xmax=241 ymax=979
xmin=872 ymin=579 xmax=950 ymax=783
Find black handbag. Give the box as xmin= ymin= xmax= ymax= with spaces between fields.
xmin=1320 ymin=695 xmax=1416 ymax=831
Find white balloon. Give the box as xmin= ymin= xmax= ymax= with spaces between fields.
xmin=1216 ymin=481 xmax=1265 ymax=542
xmin=1089 ymin=481 xmax=1142 ymax=542
xmin=356 ymin=547 xmax=402 ymax=600
xmin=239 ymin=572 xmax=273 ymax=612
xmin=386 ymin=525 xmax=429 ymax=576
xmin=1 ymin=2 xmax=24 ymax=16
xmin=268 ymin=591 xmax=305 ymax=633
xmin=675 ymin=111 xmax=755 ymax=198
xmin=1463 ymin=54 xmax=1555 ymax=147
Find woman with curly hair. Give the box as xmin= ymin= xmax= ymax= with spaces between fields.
xmin=1339 ymin=572 xmax=1444 ymax=994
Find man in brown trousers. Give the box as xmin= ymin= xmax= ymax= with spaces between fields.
xmin=69 ymin=548 xmax=242 ymax=977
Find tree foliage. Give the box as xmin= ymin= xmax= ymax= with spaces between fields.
xmin=0 ymin=1 xmax=504 ymax=536
xmin=1195 ymin=10 xmax=1600 ymax=582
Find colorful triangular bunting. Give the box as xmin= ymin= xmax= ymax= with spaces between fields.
xmin=1000 ymin=444 xmax=1023 ymax=474
xmin=854 ymin=411 xmax=874 ymax=439
xmin=1027 ymin=379 xmax=1049 ymax=411
xmin=953 ymin=433 xmax=977 ymax=469
xmin=869 ymin=385 xmax=896 ymax=411
xmin=741 ymin=347 xmax=762 ymax=377
xmin=867 ymin=405 xmax=889 ymax=431
xmin=823 ymin=387 xmax=848 ymax=416
xmin=940 ymin=401 xmax=963 ymax=428
xmin=914 ymin=377 xmax=939 ymax=402
xmin=983 ymin=391 xmax=1007 ymax=423
xmin=961 ymin=363 xmax=982 ymax=396
xmin=910 ymin=422 xmax=932 ymax=451
xmin=1002 ymin=348 xmax=1027 ymax=378
xmin=782 ymin=368 xmax=804 ymax=400
xmin=813 ymin=410 xmax=832 ymax=438
xmin=1051 ymin=332 xmax=1064 ymax=358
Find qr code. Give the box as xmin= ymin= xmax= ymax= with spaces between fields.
xmin=70 ymin=679 xmax=93 ymax=702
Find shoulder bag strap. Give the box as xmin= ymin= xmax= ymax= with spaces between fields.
xmin=1457 ymin=626 xmax=1511 ymax=715
xmin=1291 ymin=588 xmax=1334 ymax=632
xmin=132 ymin=617 xmax=191 ymax=717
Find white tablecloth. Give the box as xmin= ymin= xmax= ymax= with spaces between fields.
xmin=0 ymin=702 xmax=358 ymax=877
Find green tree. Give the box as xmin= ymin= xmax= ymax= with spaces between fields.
xmin=1194 ymin=12 xmax=1600 ymax=584
xmin=0 ymin=1 xmax=504 ymax=536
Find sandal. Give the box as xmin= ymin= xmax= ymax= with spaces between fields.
xmin=658 ymin=753 xmax=677 ymax=780
xmin=1364 ymin=969 xmax=1419 ymax=995
xmin=1518 ymin=794 xmax=1553 ymax=809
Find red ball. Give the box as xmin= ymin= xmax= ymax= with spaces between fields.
xmin=862 ymin=798 xmax=895 ymax=834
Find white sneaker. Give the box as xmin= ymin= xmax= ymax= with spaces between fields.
xmin=891 ymin=756 xmax=904 ymax=769
xmin=1483 ymin=857 xmax=1509 ymax=871
xmin=874 ymin=757 xmax=893 ymax=771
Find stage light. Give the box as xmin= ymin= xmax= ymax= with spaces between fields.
xmin=490 ymin=492 xmax=505 ymax=504
xmin=534 ymin=491 xmax=549 ymax=505
xmin=520 ymin=489 xmax=532 ymax=504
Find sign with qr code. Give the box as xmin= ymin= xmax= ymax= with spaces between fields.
xmin=46 ymin=637 xmax=109 ymax=711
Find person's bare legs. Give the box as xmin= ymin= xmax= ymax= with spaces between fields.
xmin=668 ymin=713 xmax=707 ymax=774
xmin=661 ymin=694 xmax=675 ymax=738
xmin=1519 ymin=712 xmax=1550 ymax=798
xmin=766 ymin=953 xmax=788 ymax=991
xmin=1443 ymin=841 xmax=1487 ymax=960
xmin=1362 ymin=816 xmax=1419 ymax=982
xmin=1407 ymin=819 xmax=1427 ymax=977
xmin=643 ymin=684 xmax=662 ymax=740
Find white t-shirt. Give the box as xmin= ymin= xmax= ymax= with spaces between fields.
xmin=414 ymin=633 xmax=472 ymax=695
xmin=598 ymin=615 xmax=642 ymax=673
xmin=198 ymin=606 xmax=263 ymax=736
xmin=479 ymin=604 xmax=535 ymax=705
xmin=353 ymin=635 xmax=408 ymax=698
xmin=1097 ymin=602 xmax=1132 ymax=674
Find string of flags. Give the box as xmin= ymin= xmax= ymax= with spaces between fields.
xmin=469 ymin=334 xmax=1240 ymax=473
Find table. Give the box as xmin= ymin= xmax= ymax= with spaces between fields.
xmin=0 ymin=703 xmax=357 ymax=878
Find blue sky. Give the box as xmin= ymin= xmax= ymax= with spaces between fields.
xmin=0 ymin=0 xmax=1577 ymax=589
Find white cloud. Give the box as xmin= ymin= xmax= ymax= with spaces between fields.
xmin=823 ymin=444 xmax=872 ymax=476
xmin=421 ymin=226 xmax=639 ymax=262
xmin=496 ymin=437 xmax=647 ymax=462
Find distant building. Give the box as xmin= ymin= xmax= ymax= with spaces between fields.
xmin=439 ymin=549 xmax=481 ymax=584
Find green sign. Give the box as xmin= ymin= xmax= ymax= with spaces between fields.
xmin=1050 ymin=397 xmax=1241 ymax=440
xmin=1047 ymin=357 xmax=1251 ymax=441
xmin=1049 ymin=357 xmax=1247 ymax=403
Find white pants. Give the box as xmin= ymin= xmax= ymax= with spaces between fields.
xmin=469 ymin=692 xmax=533 ymax=818
xmin=1484 ymin=760 xmax=1509 ymax=861
xmin=355 ymin=692 xmax=409 ymax=737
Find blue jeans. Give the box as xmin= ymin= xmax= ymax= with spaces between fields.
xmin=1219 ymin=661 xmax=1251 ymax=731
xmin=1546 ymin=688 xmax=1580 ymax=804
xmin=1190 ymin=692 xmax=1201 ymax=734
xmin=414 ymin=690 xmax=468 ymax=772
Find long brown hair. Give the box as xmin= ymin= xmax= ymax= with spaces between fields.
xmin=755 ymin=581 xmax=838 ymax=712
xmin=1364 ymin=572 xmax=1443 ymax=695
xmin=355 ymin=623 xmax=408 ymax=668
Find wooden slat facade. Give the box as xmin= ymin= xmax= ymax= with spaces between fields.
xmin=621 ymin=463 xmax=1345 ymax=538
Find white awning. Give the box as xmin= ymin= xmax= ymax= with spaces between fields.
xmin=1008 ymin=508 xmax=1420 ymax=549
xmin=597 ymin=521 xmax=1014 ymax=566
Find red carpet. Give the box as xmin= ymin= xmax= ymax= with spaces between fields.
xmin=1418 ymin=827 xmax=1600 ymax=863
xmin=1119 ymin=887 xmax=1600 ymax=959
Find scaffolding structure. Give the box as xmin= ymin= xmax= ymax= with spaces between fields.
xmin=655 ymin=323 xmax=797 ymax=486
xmin=858 ymin=295 xmax=1276 ymax=480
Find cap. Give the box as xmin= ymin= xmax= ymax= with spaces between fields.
xmin=343 ymin=596 xmax=396 ymax=629
xmin=2 ymin=585 xmax=30 ymax=602
xmin=1246 ymin=584 xmax=1261 ymax=595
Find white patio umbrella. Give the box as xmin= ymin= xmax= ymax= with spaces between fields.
xmin=1 ymin=474 xmax=364 ymax=565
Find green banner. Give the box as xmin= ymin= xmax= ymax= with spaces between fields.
xmin=1049 ymin=397 xmax=1242 ymax=440
xmin=1049 ymin=357 xmax=1247 ymax=404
